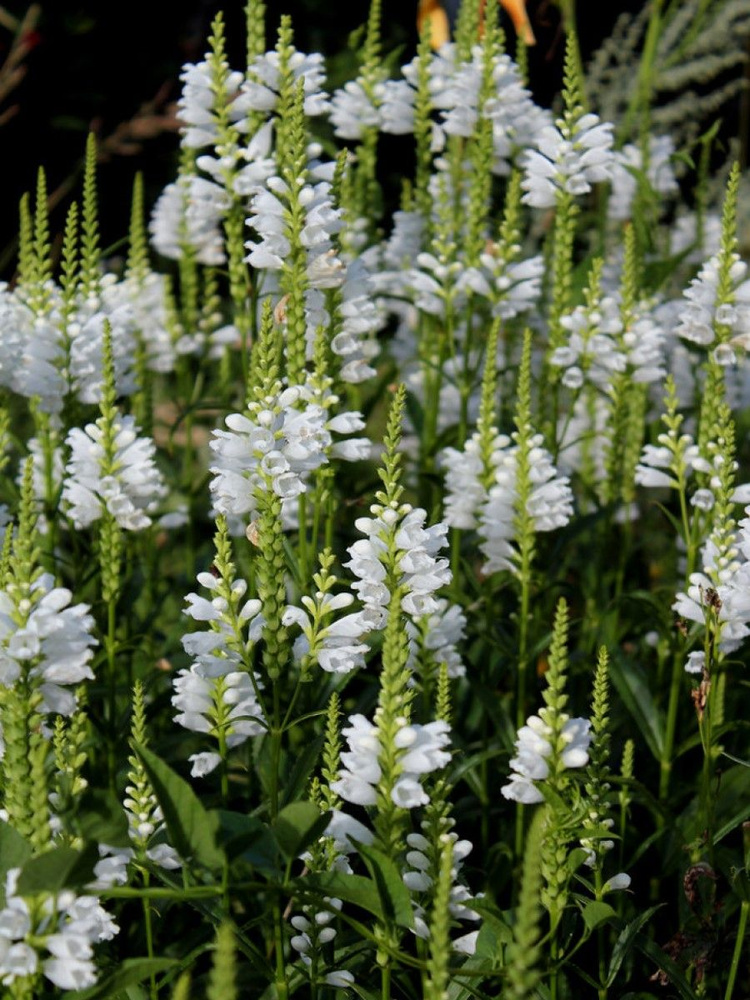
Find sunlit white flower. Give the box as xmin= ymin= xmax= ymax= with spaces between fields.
xmin=330 ymin=79 xmax=384 ymax=139
xmin=242 ymin=49 xmax=329 ymax=117
xmin=502 ymin=714 xmax=591 ymax=803
xmin=0 ymin=869 xmax=117 ymax=990
xmin=479 ymin=435 xmax=573 ymax=574
xmin=174 ymin=570 xmax=265 ymax=763
xmin=0 ymin=573 xmax=96 ymax=717
xmin=345 ymin=506 xmax=451 ymax=622
xmin=332 ymin=714 xmax=451 ymax=808
xmin=64 ymin=414 xmax=167 ymax=531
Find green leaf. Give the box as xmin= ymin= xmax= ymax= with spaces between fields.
xmin=581 ymin=900 xmax=617 ymax=933
xmin=631 ymin=934 xmax=700 ymax=1000
xmin=713 ymin=765 xmax=750 ymax=844
xmin=0 ymin=822 xmax=31 ymax=904
xmin=17 ymin=842 xmax=99 ymax=896
xmin=470 ymin=899 xmax=513 ymax=960
xmin=134 ymin=743 xmax=225 ymax=871
xmin=272 ymin=802 xmax=330 ymax=861
xmin=215 ymin=810 xmax=278 ymax=869
xmin=357 ymin=842 xmax=414 ymax=929
xmin=62 ymin=958 xmax=176 ymax=1000
xmin=609 ymin=654 xmax=664 ymax=759
xmin=298 ymin=871 xmax=383 ymax=920
xmin=606 ymin=905 xmax=664 ymax=987
xmin=280 ymin=735 xmax=324 ymax=806
xmin=75 ymin=788 xmax=130 ymax=848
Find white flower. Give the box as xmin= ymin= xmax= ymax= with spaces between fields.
xmin=324 ymin=811 xmax=375 ymax=854
xmin=284 ymin=591 xmax=376 ymax=676
xmin=246 ymin=178 xmax=344 ymax=289
xmin=68 ymin=277 xmax=140 ymax=404
xmin=603 ymin=872 xmax=631 ymax=893
xmin=402 ymin=829 xmax=480 ymax=951
xmin=441 ymin=434 xmax=495 ymax=529
xmin=332 ymin=714 xmax=451 ymax=809
xmin=177 ymin=59 xmax=247 ymax=149
xmin=407 ymin=598 xmax=467 ymax=679
xmin=209 ymin=388 xmax=332 ymax=520
xmin=121 ymin=272 xmax=176 ymax=374
xmin=0 ymin=870 xmax=117 ymax=990
xmin=0 ymin=575 xmax=96 ymax=717
xmin=150 ymin=174 xmax=230 ymax=266
xmin=478 ymin=434 xmax=573 ymax=575
xmin=63 ymin=414 xmax=167 ymax=531
xmin=522 ymin=113 xmax=615 ymax=209
xmin=330 ymin=79 xmax=384 ymax=139
xmin=11 ymin=307 xmax=67 ymax=414
xmin=501 ymin=714 xmax=592 ymax=803
xmin=174 ymin=569 xmax=265 ymax=755
xmin=243 ymin=49 xmax=329 ymax=117
xmin=345 ymin=506 xmax=451 ymax=621
xmin=684 ymin=651 xmax=705 ymax=674
xmin=608 ymin=135 xmax=677 ymax=220
xmin=326 ymin=970 xmax=355 ymax=988
xmin=676 ymin=253 xmax=750 ymax=353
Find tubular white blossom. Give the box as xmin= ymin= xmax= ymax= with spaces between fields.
xmin=345 ymin=505 xmax=451 ymax=622
xmin=676 ymin=253 xmax=750 ymax=361
xmin=242 ymin=49 xmax=329 ymax=117
xmin=522 ymin=113 xmax=615 ymax=209
xmin=501 ymin=714 xmax=592 ymax=803
xmin=608 ymin=135 xmax=678 ymax=221
xmin=0 ymin=572 xmax=96 ymax=717
xmin=174 ymin=572 xmax=266 ymax=759
xmin=63 ymin=414 xmax=167 ymax=531
xmin=477 ymin=435 xmax=573 ymax=575
xmin=0 ymin=869 xmax=117 ymax=990
xmin=150 ymin=173 xmax=230 ymax=266
xmin=331 ymin=714 xmax=451 ymax=809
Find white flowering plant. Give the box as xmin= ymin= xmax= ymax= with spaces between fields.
xmin=0 ymin=0 xmax=749 ymax=997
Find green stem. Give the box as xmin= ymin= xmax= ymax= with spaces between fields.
xmin=516 ymin=545 xmax=532 ymax=732
xmin=106 ymin=594 xmax=117 ymax=790
xmin=514 ymin=550 xmax=532 ymax=863
xmin=142 ymin=869 xmax=157 ymax=1000
xmin=218 ymin=726 xmax=229 ymax=805
xmin=298 ymin=493 xmax=309 ymax=589
xmin=274 ymin=896 xmax=290 ymax=1000
xmin=659 ymin=645 xmax=684 ymax=801
xmin=270 ymin=684 xmax=282 ymax=821
xmin=381 ymin=959 xmax=392 ymax=1000
xmin=725 ymin=900 xmax=749 ymax=1000
xmin=550 ymin=933 xmax=560 ymax=1000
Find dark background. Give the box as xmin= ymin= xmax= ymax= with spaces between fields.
xmin=0 ymin=0 xmax=653 ymax=273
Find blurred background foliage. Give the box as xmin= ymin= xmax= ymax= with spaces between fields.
xmin=0 ymin=0 xmax=741 ymax=277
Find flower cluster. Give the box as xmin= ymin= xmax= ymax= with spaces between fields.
xmin=63 ymin=414 xmax=167 ymax=531
xmin=210 ymin=385 xmax=367 ymax=521
xmin=608 ymin=134 xmax=678 ymax=220
xmin=174 ymin=568 xmax=265 ymax=776
xmin=0 ymin=869 xmax=118 ymax=990
xmin=345 ymin=504 xmax=451 ymax=622
xmin=0 ymin=573 xmax=96 ymax=717
xmin=522 ymin=112 xmax=615 ymax=208
xmin=502 ymin=713 xmax=592 ymax=804
xmin=676 ymin=253 xmax=750 ymax=364
xmin=332 ymin=714 xmax=451 ymax=809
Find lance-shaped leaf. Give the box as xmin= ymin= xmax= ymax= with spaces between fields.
xmin=134 ymin=743 xmax=225 ymax=872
